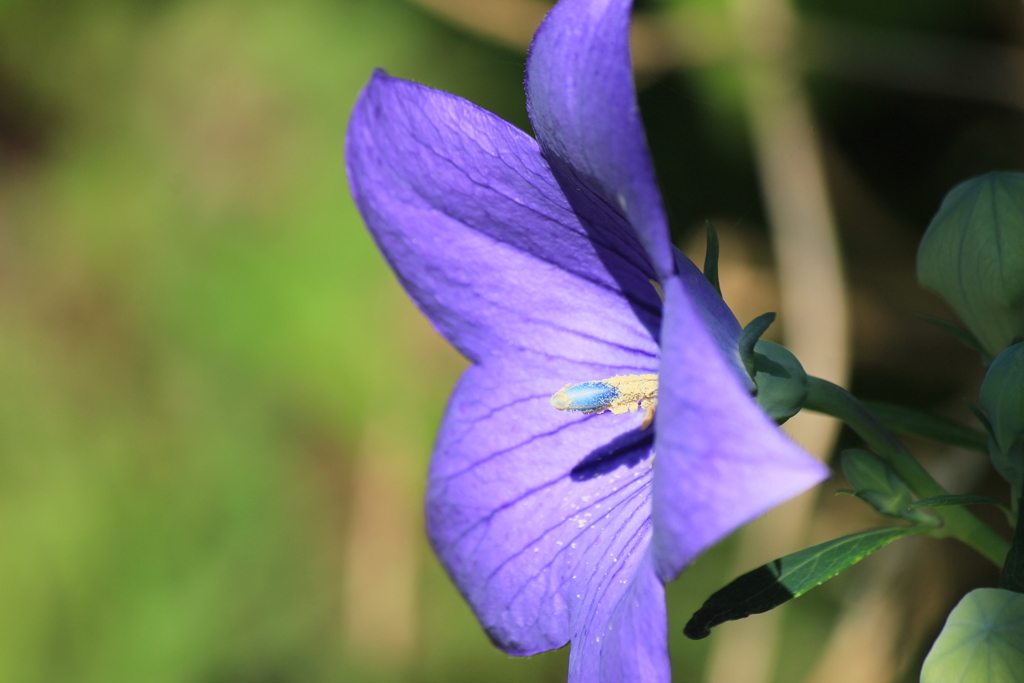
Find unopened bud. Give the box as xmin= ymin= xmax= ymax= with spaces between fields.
xmin=750 ymin=340 xmax=807 ymax=424
xmin=979 ymin=342 xmax=1024 ymax=495
xmin=918 ymin=172 xmax=1024 ymax=357
xmin=840 ymin=448 xmax=936 ymax=525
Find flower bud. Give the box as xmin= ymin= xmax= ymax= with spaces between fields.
xmin=979 ymin=342 xmax=1024 ymax=495
xmin=917 ymin=172 xmax=1024 ymax=357
xmin=840 ymin=448 xmax=936 ymax=525
xmin=750 ymin=340 xmax=807 ymax=424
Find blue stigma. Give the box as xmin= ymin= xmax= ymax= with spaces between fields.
xmin=552 ymin=381 xmax=620 ymax=413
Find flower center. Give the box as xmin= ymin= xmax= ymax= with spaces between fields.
xmin=550 ymin=374 xmax=658 ymax=429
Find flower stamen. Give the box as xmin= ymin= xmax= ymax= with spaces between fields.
xmin=550 ymin=374 xmax=658 ymax=426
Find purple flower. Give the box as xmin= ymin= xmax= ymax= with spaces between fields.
xmin=345 ymin=0 xmax=828 ymax=680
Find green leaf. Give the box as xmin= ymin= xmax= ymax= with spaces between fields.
xmin=1001 ymin=493 xmax=1024 ymax=592
xmin=921 ymin=588 xmax=1024 ymax=682
xmin=981 ymin=344 xmax=1024 ymax=500
xmin=917 ymin=314 xmax=989 ymax=359
xmin=910 ymin=495 xmax=1014 ymax=527
xmin=860 ymin=400 xmax=989 ymax=454
xmin=909 ymin=494 xmax=1008 ymax=509
xmin=1002 ymin=552 xmax=1024 ymax=593
xmin=965 ymin=399 xmax=995 ymax=438
xmin=683 ymin=527 xmax=923 ymax=640
xmin=703 ymin=220 xmax=722 ymax=297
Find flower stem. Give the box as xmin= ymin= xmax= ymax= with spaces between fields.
xmin=805 ymin=376 xmax=1009 ymax=567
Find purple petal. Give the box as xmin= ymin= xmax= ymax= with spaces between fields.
xmin=526 ymin=0 xmax=674 ymax=280
xmin=569 ymin=554 xmax=669 ymax=683
xmin=346 ymin=71 xmax=662 ymax=366
xmin=524 ymin=0 xmax=750 ymax=382
xmin=347 ymin=68 xmax=672 ymax=671
xmin=428 ymin=360 xmax=657 ymax=655
xmin=651 ymin=276 xmax=830 ymax=581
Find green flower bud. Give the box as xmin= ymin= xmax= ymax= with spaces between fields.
xmin=979 ymin=342 xmax=1024 ymax=497
xmin=750 ymin=340 xmax=807 ymax=424
xmin=840 ymin=448 xmax=937 ymax=525
xmin=917 ymin=172 xmax=1024 ymax=357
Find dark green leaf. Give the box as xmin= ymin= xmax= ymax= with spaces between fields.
xmin=964 ymin=399 xmax=995 ymax=438
xmin=917 ymin=314 xmax=989 ymax=360
xmin=684 ymin=527 xmax=922 ymax=639
xmin=703 ymin=220 xmax=721 ymax=297
xmin=981 ymin=346 xmax=1024 ymax=499
xmin=860 ymin=400 xmax=988 ymax=454
xmin=910 ymin=494 xmax=1013 ymax=526
xmin=909 ymin=494 xmax=1008 ymax=509
xmin=1000 ymin=494 xmax=1024 ymax=593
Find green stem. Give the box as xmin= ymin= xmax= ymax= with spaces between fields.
xmin=805 ymin=376 xmax=1009 ymax=567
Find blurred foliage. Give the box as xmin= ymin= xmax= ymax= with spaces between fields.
xmin=0 ymin=0 xmax=1022 ymax=682
xmin=0 ymin=1 xmax=543 ymax=681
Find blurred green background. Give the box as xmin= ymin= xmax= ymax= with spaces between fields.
xmin=0 ymin=0 xmax=1021 ymax=681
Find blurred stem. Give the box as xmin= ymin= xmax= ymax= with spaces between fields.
xmin=700 ymin=0 xmax=847 ymax=681
xmin=805 ymin=376 xmax=1009 ymax=567
xmin=727 ymin=0 xmax=850 ymax=398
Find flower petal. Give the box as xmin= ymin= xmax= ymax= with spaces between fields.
xmin=651 ymin=276 xmax=830 ymax=581
xmin=346 ymin=71 xmax=662 ymax=366
xmin=673 ymin=249 xmax=747 ymax=382
xmin=568 ymin=553 xmax=669 ymax=683
xmin=428 ymin=359 xmax=657 ymax=656
xmin=526 ymin=0 xmax=674 ymax=280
